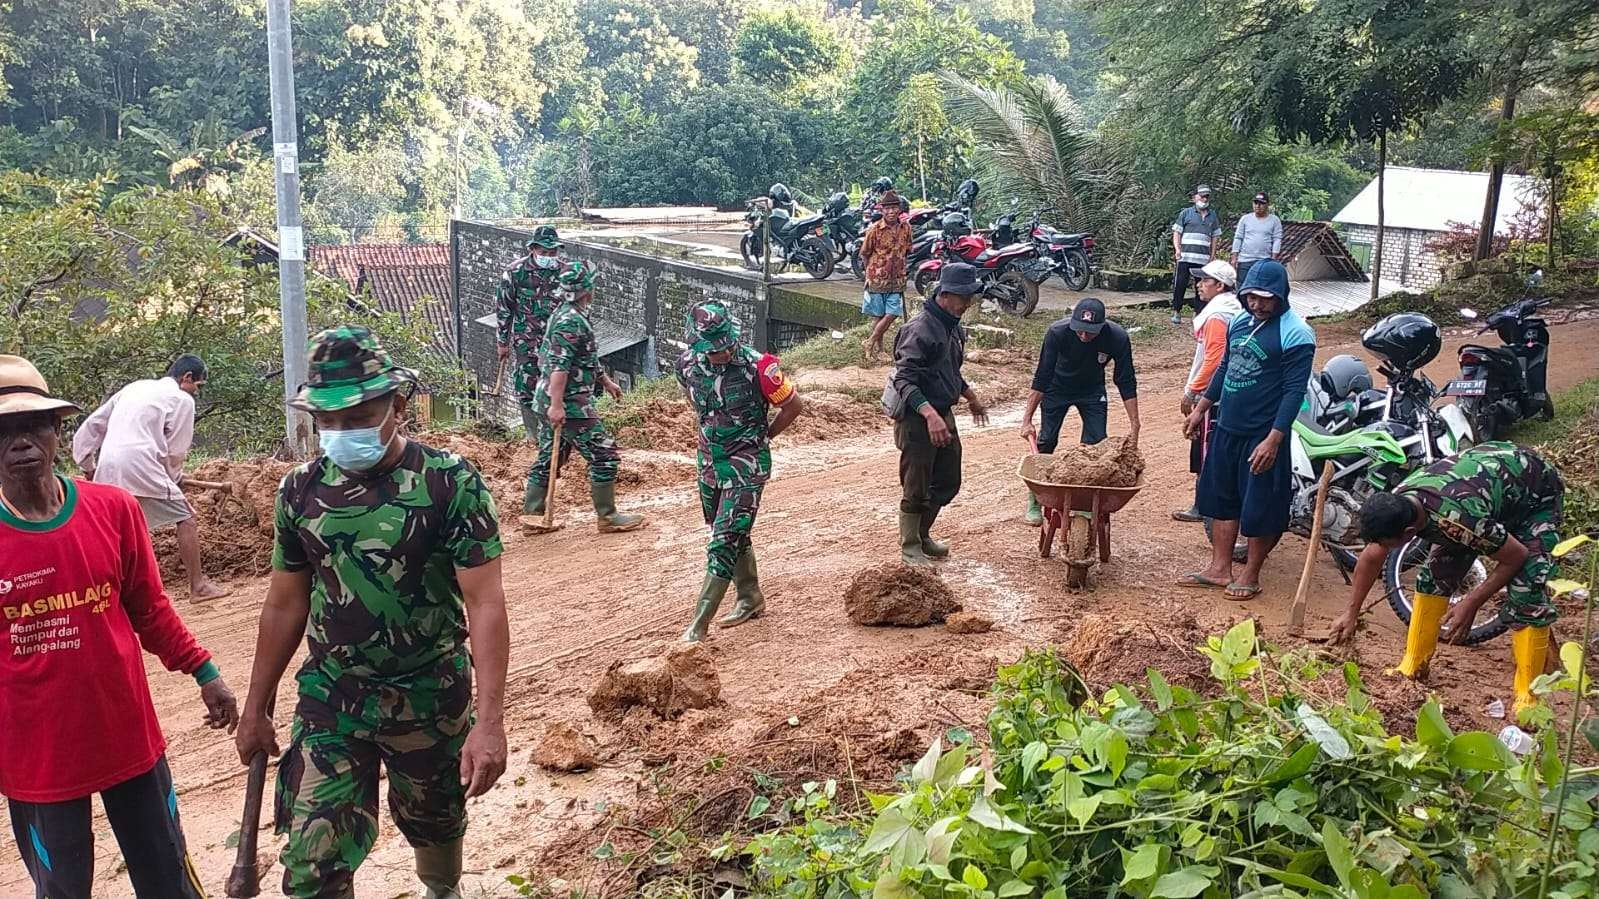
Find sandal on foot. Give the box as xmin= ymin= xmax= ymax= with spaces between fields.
xmin=1176 ymin=573 xmax=1228 ymax=589
xmin=1224 ymin=582 xmax=1262 ymax=601
xmin=1172 ymin=507 xmax=1203 ymax=522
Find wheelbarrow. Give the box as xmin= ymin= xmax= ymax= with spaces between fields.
xmin=1018 ymin=453 xmax=1145 ymax=591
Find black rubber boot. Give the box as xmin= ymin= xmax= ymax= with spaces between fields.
xmin=523 ymin=478 xmax=545 ymax=516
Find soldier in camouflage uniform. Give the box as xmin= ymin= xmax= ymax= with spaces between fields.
xmin=1328 ymin=441 xmax=1564 ymax=720
xmin=526 ymin=260 xmax=646 ymax=532
xmin=674 ymin=301 xmax=804 ymax=642
xmin=235 ymin=326 xmax=511 ymax=899
xmin=496 ymin=225 xmax=565 ymax=450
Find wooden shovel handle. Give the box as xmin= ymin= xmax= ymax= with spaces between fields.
xmin=541 ymin=422 xmax=563 ymax=529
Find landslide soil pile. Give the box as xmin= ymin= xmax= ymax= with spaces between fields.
xmin=615 ymin=390 xmax=882 ymax=451
xmin=844 ymin=563 xmax=961 ymax=626
xmin=153 ymin=457 xmax=295 ymax=582
xmin=1038 ymin=436 xmax=1145 ymax=487
xmin=1057 ymin=608 xmax=1214 ymax=691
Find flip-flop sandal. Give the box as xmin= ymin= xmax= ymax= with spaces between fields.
xmin=1176 ymin=573 xmax=1228 ymax=589
xmin=1224 ymin=583 xmax=1263 ymax=601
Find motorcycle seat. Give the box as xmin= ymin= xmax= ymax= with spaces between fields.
xmin=1292 ymin=420 xmax=1406 ymax=464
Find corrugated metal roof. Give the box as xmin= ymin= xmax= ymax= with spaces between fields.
xmin=593 ymin=318 xmax=649 ymax=358
xmin=1332 ymin=167 xmax=1542 ymax=233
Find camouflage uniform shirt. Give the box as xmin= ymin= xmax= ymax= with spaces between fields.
xmin=495 ymin=257 xmax=562 ymax=396
xmin=1396 ymin=441 xmax=1563 ymax=558
xmin=675 ymin=346 xmax=794 ymax=488
xmin=272 ymin=440 xmax=503 ymax=692
xmin=534 ymin=301 xmax=601 ymax=419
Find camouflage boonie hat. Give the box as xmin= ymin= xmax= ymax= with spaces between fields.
xmin=688 ymin=300 xmax=741 ymax=355
xmin=528 ymin=224 xmax=562 ymax=250
xmin=558 ymin=259 xmax=597 ymax=291
xmin=289 ymin=325 xmax=418 ymax=413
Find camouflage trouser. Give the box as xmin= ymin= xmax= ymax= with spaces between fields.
xmin=700 ymin=481 xmax=763 ymax=579
xmin=275 ymin=661 xmax=472 ymax=898
xmin=1418 ymin=498 xmax=1564 ymax=628
xmin=513 ymin=351 xmax=540 ymax=413
xmin=528 ymin=415 xmax=620 ymax=486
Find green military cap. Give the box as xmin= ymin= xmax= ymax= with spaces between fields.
xmin=687 ymin=300 xmax=741 ymax=355
xmin=289 ymin=325 xmax=417 ymax=413
xmin=558 ymin=259 xmax=597 ymax=291
xmin=527 ymin=224 xmax=562 ymax=250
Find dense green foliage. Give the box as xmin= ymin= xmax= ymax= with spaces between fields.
xmin=7 ymin=0 xmax=1593 ymax=264
xmin=745 ymin=621 xmax=1599 ymax=898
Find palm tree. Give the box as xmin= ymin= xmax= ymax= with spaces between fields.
xmin=939 ymin=73 xmax=1112 ymax=234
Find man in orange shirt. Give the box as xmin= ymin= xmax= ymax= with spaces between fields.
xmin=858 ymin=190 xmax=912 ymax=359
xmin=1174 ymin=259 xmax=1241 ymax=522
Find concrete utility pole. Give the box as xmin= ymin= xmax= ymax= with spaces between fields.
xmin=266 ymin=0 xmax=312 ymax=457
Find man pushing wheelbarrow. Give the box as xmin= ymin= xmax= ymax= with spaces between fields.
xmin=1019 ymin=437 xmax=1145 ymax=590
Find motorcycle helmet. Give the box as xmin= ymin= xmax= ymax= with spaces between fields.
xmin=940 ymin=211 xmax=971 ymax=238
xmin=955 ymin=179 xmax=979 ymax=207
xmin=1361 ymin=312 xmax=1441 ymax=371
xmin=768 ymin=182 xmax=793 ymax=206
xmin=872 ymin=176 xmax=893 ymax=192
xmin=825 ymin=191 xmax=849 ymax=216
xmin=1317 ymin=354 xmax=1374 ymax=401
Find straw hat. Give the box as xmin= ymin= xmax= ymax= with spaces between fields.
xmin=0 ymin=355 xmax=81 ymax=419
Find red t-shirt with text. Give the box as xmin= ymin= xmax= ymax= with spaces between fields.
xmin=0 ymin=478 xmax=211 ymax=802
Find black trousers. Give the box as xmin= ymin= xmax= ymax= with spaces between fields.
xmin=896 ymin=409 xmax=962 ymax=514
xmin=1038 ymin=399 xmax=1108 ymax=454
xmin=1172 ymin=261 xmax=1205 ymax=313
xmin=8 ymin=756 xmax=206 ymax=899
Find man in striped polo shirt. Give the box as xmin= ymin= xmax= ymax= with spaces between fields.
xmin=1170 ymin=183 xmax=1222 ymax=323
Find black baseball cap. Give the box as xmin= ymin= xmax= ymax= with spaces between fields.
xmin=1069 ymin=297 xmax=1107 ymax=335
xmin=1253 ymin=192 xmax=1269 ymax=203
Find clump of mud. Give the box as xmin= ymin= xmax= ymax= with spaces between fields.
xmin=946 ymin=612 xmax=994 ymax=634
xmin=151 ymin=456 xmax=296 ymax=582
xmin=844 ymin=563 xmax=961 ymax=626
xmin=1058 ymin=608 xmax=1212 ymax=691
xmin=588 ymin=643 xmax=721 ymax=719
xmin=1036 ymin=436 xmax=1144 ymax=487
xmin=533 ymin=721 xmax=599 ymax=772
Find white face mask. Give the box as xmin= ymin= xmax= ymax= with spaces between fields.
xmin=534 ymin=254 xmax=559 ymax=270
xmin=1195 ymin=199 xmax=1210 ymax=210
xmin=318 ymin=405 xmax=395 ymax=472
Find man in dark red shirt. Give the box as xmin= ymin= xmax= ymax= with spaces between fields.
xmin=0 ymin=354 xmax=239 ymax=898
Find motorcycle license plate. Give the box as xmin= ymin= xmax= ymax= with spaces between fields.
xmin=1444 ymin=379 xmax=1487 ymax=397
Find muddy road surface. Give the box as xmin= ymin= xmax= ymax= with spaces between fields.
xmin=6 ymin=313 xmax=1599 ymax=896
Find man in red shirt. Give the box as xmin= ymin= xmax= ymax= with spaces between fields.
xmin=0 ymin=354 xmax=239 ymax=899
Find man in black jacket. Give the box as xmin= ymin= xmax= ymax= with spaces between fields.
xmin=1019 ymin=298 xmax=1140 ymax=524
xmin=889 ymin=263 xmax=990 ymax=566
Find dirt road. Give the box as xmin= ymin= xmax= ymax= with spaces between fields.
xmin=7 ymin=313 xmax=1599 ymax=896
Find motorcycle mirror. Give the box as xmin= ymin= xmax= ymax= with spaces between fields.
xmin=1459 ymin=308 xmax=1478 ymax=320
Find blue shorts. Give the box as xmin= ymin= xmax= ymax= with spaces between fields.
xmin=1196 ymin=427 xmax=1293 ymax=538
xmin=863 ymin=291 xmax=904 ymax=317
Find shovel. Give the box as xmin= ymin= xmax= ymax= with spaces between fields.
xmin=485 ymin=357 xmax=508 ymax=398
xmin=519 ymin=422 xmax=564 ymax=535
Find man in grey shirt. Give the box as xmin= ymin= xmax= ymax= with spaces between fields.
xmin=1231 ymin=191 xmax=1283 ymax=287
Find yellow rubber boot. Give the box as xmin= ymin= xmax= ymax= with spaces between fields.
xmin=1390 ymin=592 xmax=1448 ymax=679
xmin=1511 ymin=625 xmax=1550 ymax=722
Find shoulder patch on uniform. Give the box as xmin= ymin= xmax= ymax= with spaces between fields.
xmin=1434 ymin=515 xmax=1480 ymax=549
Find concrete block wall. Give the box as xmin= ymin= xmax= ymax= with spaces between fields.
xmin=1342 ymin=224 xmax=1445 ymax=289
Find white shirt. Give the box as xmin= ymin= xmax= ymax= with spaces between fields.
xmin=72 ymin=377 xmax=196 ymax=500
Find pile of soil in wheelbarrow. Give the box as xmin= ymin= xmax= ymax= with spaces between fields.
xmin=1039 ymin=436 xmax=1144 ymax=487
xmin=844 ymin=563 xmax=961 ymax=626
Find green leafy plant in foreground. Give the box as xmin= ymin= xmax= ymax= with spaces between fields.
xmin=745 ymin=620 xmax=1599 ymax=898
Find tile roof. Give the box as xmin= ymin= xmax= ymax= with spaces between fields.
xmin=1332 ymin=167 xmax=1542 ymax=233
xmin=1279 ymin=221 xmax=1367 ymax=281
xmin=310 ymin=243 xmax=449 ymax=290
xmin=354 ymin=263 xmax=456 ymax=357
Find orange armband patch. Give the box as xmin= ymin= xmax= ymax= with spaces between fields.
xmin=757 ymin=353 xmax=794 ymax=404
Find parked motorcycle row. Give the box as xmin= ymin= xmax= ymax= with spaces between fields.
xmin=1238 ymin=270 xmax=1555 ymax=646
xmin=739 ymin=178 xmax=1098 ymax=317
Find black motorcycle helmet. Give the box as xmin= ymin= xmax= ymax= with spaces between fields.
xmin=1361 ymin=313 xmax=1441 ymax=371
xmin=955 ymin=179 xmax=979 ymax=207
xmin=768 ymin=182 xmax=793 ymax=206
xmin=825 ymin=191 xmax=849 ymax=216
xmin=872 ymin=176 xmax=893 ymax=192
xmin=940 ymin=211 xmax=971 ymax=238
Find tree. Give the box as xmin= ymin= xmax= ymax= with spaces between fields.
xmin=732 ymin=7 xmax=843 ymax=94
xmin=305 ymin=140 xmax=408 ymax=244
xmin=574 ymin=0 xmax=701 ymax=117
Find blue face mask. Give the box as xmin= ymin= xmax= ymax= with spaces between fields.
xmin=319 ymin=406 xmax=393 ymax=472
xmin=534 ymin=254 xmax=559 ymax=270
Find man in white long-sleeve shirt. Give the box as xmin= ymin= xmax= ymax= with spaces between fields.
xmin=73 ymin=354 xmax=228 ymax=600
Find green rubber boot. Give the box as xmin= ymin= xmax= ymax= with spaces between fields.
xmin=415 ymin=839 xmax=463 ymax=899
xmin=900 ymin=511 xmax=932 ymax=566
xmin=591 ymin=481 xmax=646 ymax=533
xmin=1024 ymin=494 xmax=1043 ymax=526
xmin=920 ymin=507 xmax=949 ymax=558
xmin=523 ymin=478 xmax=545 ymax=516
xmin=682 ymin=574 xmax=733 ymax=642
xmin=718 ymin=549 xmax=765 ymax=628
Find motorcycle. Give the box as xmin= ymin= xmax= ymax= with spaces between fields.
xmin=911 ymin=213 xmax=1049 ymax=316
xmin=739 ymin=197 xmax=835 ymax=280
xmin=989 ymin=204 xmax=1097 ymax=292
xmin=1444 ymin=270 xmax=1554 ymax=442
xmin=819 ymin=192 xmax=864 ymax=274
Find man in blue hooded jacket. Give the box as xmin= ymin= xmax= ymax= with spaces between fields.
xmin=1178 ymin=260 xmax=1314 ymax=600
